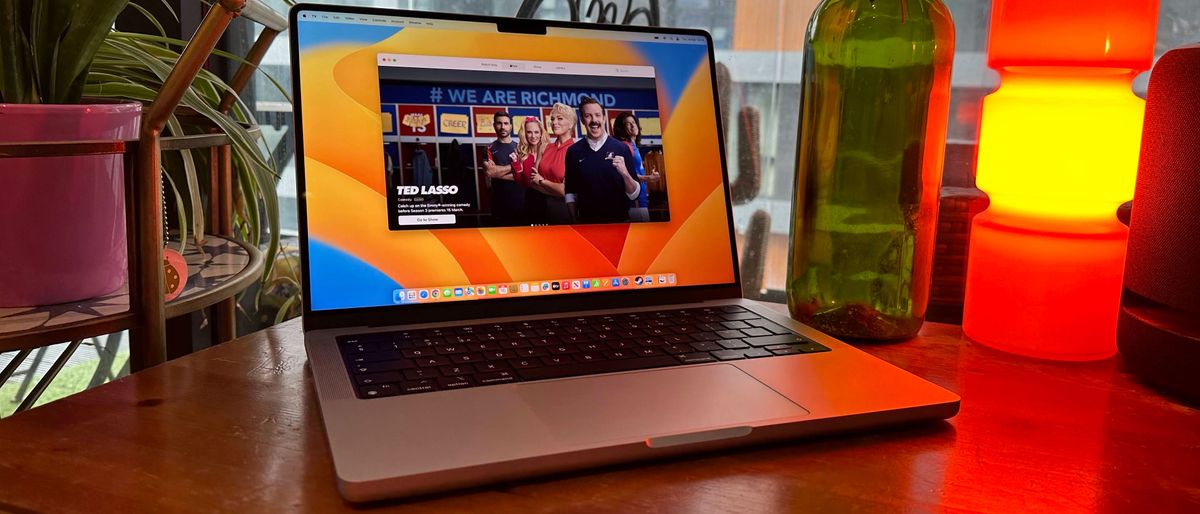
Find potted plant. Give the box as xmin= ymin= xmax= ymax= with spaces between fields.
xmin=0 ymin=0 xmax=140 ymax=306
xmin=2 ymin=1 xmax=287 ymax=312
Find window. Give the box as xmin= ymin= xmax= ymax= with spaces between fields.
xmin=242 ymin=0 xmax=1200 ymax=293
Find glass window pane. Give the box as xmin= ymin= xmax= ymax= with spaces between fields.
xmin=244 ymin=0 xmax=1200 ymax=295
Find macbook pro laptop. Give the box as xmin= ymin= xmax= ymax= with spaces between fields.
xmin=289 ymin=4 xmax=959 ymax=502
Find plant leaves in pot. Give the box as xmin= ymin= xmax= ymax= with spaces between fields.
xmin=0 ymin=0 xmax=140 ymax=306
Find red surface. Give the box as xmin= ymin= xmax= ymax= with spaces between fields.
xmin=988 ymin=0 xmax=1159 ymax=71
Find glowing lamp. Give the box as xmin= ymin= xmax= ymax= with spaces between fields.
xmin=962 ymin=0 xmax=1159 ymax=360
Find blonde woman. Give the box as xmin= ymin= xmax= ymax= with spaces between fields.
xmin=529 ymin=102 xmax=577 ymax=224
xmin=509 ymin=117 xmax=550 ymax=223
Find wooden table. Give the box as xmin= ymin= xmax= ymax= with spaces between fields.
xmin=1 ymin=307 xmax=1197 ymax=513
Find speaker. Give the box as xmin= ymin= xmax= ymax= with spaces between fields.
xmin=1118 ymin=43 xmax=1200 ymax=405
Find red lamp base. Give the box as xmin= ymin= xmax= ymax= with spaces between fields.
xmin=962 ymin=212 xmax=1127 ymax=361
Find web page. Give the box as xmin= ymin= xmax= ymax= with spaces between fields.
xmin=378 ymin=54 xmax=669 ymax=229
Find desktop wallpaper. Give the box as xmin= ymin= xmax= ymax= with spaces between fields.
xmin=296 ymin=18 xmax=735 ymax=311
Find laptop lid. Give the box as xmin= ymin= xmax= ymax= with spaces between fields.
xmin=289 ymin=5 xmax=742 ymax=331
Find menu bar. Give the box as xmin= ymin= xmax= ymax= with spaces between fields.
xmin=297 ymin=10 xmax=707 ymax=45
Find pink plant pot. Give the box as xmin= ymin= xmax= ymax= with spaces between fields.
xmin=0 ymin=100 xmax=142 ymax=306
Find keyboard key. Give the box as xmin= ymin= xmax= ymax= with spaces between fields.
xmin=356 ymin=371 xmax=403 ymax=385
xmin=663 ymin=344 xmax=692 ymax=355
xmin=354 ymin=360 xmax=415 ymax=374
xmin=721 ymin=305 xmax=747 ymax=313
xmin=403 ymin=368 xmax=439 ymax=381
xmin=440 ymin=365 xmax=473 ymax=377
xmin=798 ymin=342 xmax=831 ymax=353
xmin=542 ymin=356 xmax=573 ymax=366
xmin=515 ymin=348 xmax=548 ymax=358
xmin=711 ymin=350 xmax=745 ymax=361
xmin=340 ymin=343 xmax=377 ymax=354
xmin=744 ymin=334 xmax=805 ymax=347
xmin=606 ymin=340 xmax=637 ymax=350
xmin=548 ymin=345 xmax=577 ymax=355
xmin=743 ymin=348 xmax=773 ymax=358
xmin=359 ymin=383 xmax=400 ymax=398
xmin=580 ymin=342 xmax=607 ymax=352
xmin=692 ymin=332 xmax=722 ymax=342
xmin=746 ymin=320 xmax=795 ymax=335
xmin=677 ymin=352 xmax=717 ymax=364
xmin=575 ymin=352 xmax=603 ymax=362
xmin=740 ymin=327 xmax=772 ymax=338
xmin=399 ymin=380 xmax=438 ymax=395
xmin=604 ymin=350 xmax=635 ymax=360
xmin=466 ymin=342 xmax=499 ymax=352
xmin=401 ymin=348 xmax=434 ymax=359
xmin=485 ymin=350 xmax=517 ymax=360
xmin=509 ymin=358 xmax=541 ymax=369
xmin=720 ymin=320 xmax=751 ymax=330
xmin=517 ymin=355 xmax=678 ymax=381
xmin=415 ymin=356 xmax=449 ymax=367
xmin=451 ymin=353 xmax=484 ymax=364
xmin=499 ymin=340 xmax=530 ymax=349
xmin=435 ymin=345 xmax=468 ymax=355
xmin=721 ymin=312 xmax=759 ymax=321
xmin=634 ymin=347 xmax=663 ymax=357
xmin=474 ymin=361 xmax=509 ymax=373
xmin=718 ymin=339 xmax=750 ymax=350
xmin=354 ymin=350 xmax=401 ymax=363
xmin=690 ymin=341 xmax=723 ymax=352
xmin=478 ymin=371 xmax=518 ymax=385
xmin=437 ymin=376 xmax=473 ymax=389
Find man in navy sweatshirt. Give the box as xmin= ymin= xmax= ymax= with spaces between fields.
xmin=564 ymin=97 xmax=641 ymax=224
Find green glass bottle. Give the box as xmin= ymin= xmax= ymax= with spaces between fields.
xmin=787 ymin=0 xmax=955 ymax=340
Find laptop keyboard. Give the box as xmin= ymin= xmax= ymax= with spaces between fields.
xmin=337 ymin=305 xmax=829 ymax=399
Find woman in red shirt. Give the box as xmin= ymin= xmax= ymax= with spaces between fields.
xmin=509 ymin=117 xmax=547 ymax=187
xmin=528 ymin=102 xmax=577 ymax=225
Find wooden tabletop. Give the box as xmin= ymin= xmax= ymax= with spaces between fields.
xmin=1 ymin=305 xmax=1197 ymax=513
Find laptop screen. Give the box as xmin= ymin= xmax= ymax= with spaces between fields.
xmin=294 ymin=8 xmax=736 ymax=311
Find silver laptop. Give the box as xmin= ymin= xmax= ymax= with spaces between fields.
xmin=289 ymin=4 xmax=959 ymax=502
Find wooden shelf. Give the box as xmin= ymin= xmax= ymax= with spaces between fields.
xmin=0 ymin=235 xmax=263 ymax=353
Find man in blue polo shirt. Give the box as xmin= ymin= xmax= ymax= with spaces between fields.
xmin=564 ymin=97 xmax=640 ymax=223
xmin=482 ymin=111 xmax=523 ymax=226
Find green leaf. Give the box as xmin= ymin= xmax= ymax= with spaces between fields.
xmin=0 ymin=0 xmax=33 ymax=103
xmin=166 ymin=116 xmax=205 ymax=252
xmin=26 ymin=0 xmax=129 ymax=103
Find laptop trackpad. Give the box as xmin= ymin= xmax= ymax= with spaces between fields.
xmin=516 ymin=364 xmax=808 ymax=447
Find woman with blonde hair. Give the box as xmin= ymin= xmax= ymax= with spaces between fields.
xmin=509 ymin=116 xmax=550 ymax=223
xmin=528 ymin=102 xmax=576 ymax=224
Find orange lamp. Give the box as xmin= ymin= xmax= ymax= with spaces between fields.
xmin=962 ymin=0 xmax=1159 ymax=360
